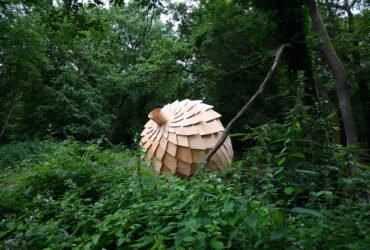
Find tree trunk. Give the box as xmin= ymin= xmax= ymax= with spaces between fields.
xmin=306 ymin=0 xmax=358 ymax=145
xmin=0 ymin=84 xmax=21 ymax=143
xmin=107 ymin=95 xmax=128 ymax=143
xmin=347 ymin=9 xmax=370 ymax=148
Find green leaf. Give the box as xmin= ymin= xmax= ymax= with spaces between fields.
xmin=227 ymin=214 xmax=239 ymax=226
xmin=270 ymin=230 xmax=285 ymax=240
xmin=271 ymin=210 xmax=284 ymax=226
xmin=246 ymin=214 xmax=258 ymax=228
xmin=129 ymin=237 xmax=153 ymax=248
xmin=295 ymin=169 xmax=318 ymax=175
xmin=254 ymin=239 xmax=264 ymax=248
xmin=223 ymin=199 xmax=235 ymax=213
xmin=291 ymin=152 xmax=305 ymax=159
xmin=6 ymin=221 xmax=15 ymax=229
xmin=92 ymin=234 xmax=101 ymax=245
xmin=0 ymin=228 xmax=13 ymax=239
xmin=117 ymin=237 xmax=127 ymax=246
xmin=273 ymin=167 xmax=284 ymax=176
xmin=291 ymin=207 xmax=321 ymax=217
xmin=278 ymin=157 xmax=286 ymax=166
xmin=183 ymin=236 xmax=194 ymax=242
xmin=210 ymin=239 xmax=224 ymax=249
xmin=159 ymin=225 xmax=175 ymax=233
xmin=25 ymin=230 xmax=33 ymax=237
xmin=284 ymin=187 xmax=294 ymax=195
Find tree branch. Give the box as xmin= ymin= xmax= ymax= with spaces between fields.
xmin=318 ymin=0 xmax=358 ymax=11
xmin=318 ymin=0 xmax=347 ymax=10
xmin=202 ymin=43 xmax=291 ymax=167
xmin=223 ymin=60 xmax=263 ymax=76
xmin=349 ymin=0 xmax=359 ymax=9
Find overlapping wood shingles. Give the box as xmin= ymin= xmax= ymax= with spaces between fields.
xmin=140 ymin=99 xmax=233 ymax=177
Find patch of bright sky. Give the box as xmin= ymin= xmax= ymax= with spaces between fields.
xmin=81 ymin=0 xmax=198 ymax=24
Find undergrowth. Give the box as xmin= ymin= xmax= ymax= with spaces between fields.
xmin=0 ymin=138 xmax=368 ymax=249
xmin=0 ymin=79 xmax=369 ymax=249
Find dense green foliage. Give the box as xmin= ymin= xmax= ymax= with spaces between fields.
xmin=1 ymin=0 xmax=369 ymax=146
xmin=1 ymin=0 xmax=370 ymax=249
xmin=1 ymin=86 xmax=369 ymax=248
xmin=0 ymin=138 xmax=368 ymax=249
xmin=0 ymin=0 xmax=193 ymax=143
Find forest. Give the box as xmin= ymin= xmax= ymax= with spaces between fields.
xmin=0 ymin=0 xmax=369 ymax=249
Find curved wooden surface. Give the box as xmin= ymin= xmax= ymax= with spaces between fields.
xmin=140 ymin=99 xmax=233 ymax=177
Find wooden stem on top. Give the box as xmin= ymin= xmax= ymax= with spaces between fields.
xmin=149 ymin=108 xmax=168 ymax=125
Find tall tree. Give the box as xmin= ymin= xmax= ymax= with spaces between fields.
xmin=307 ymin=0 xmax=358 ymax=145
xmin=0 ymin=2 xmax=51 ymax=142
xmin=319 ymin=0 xmax=370 ymax=148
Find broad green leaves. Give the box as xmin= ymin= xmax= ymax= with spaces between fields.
xmin=0 ymin=139 xmax=369 ymax=249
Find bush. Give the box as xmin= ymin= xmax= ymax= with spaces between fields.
xmin=0 ymin=140 xmax=56 ymax=169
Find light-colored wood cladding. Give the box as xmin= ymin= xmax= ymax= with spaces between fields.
xmin=140 ymin=99 xmax=233 ymax=177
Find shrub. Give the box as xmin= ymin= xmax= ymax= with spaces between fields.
xmin=0 ymin=140 xmax=56 ymax=169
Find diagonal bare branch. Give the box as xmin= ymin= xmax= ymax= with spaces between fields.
xmin=201 ymin=43 xmax=291 ymax=168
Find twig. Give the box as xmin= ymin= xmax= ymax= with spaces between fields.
xmin=201 ymin=43 xmax=291 ymax=169
xmin=103 ymin=136 xmax=115 ymax=147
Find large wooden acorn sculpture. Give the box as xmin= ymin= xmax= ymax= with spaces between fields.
xmin=140 ymin=99 xmax=233 ymax=177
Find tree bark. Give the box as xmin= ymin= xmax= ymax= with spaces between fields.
xmin=203 ymin=44 xmax=291 ymax=165
xmin=306 ymin=0 xmax=358 ymax=145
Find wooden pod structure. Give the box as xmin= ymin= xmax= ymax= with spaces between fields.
xmin=140 ymin=99 xmax=233 ymax=177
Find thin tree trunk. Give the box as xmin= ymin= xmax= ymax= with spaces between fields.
xmin=203 ymin=44 xmax=291 ymax=166
xmin=0 ymin=84 xmax=21 ymax=143
xmin=307 ymin=0 xmax=358 ymax=145
xmin=314 ymin=74 xmax=342 ymax=144
xmin=107 ymin=95 xmax=128 ymax=142
xmin=347 ymin=9 xmax=370 ymax=148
